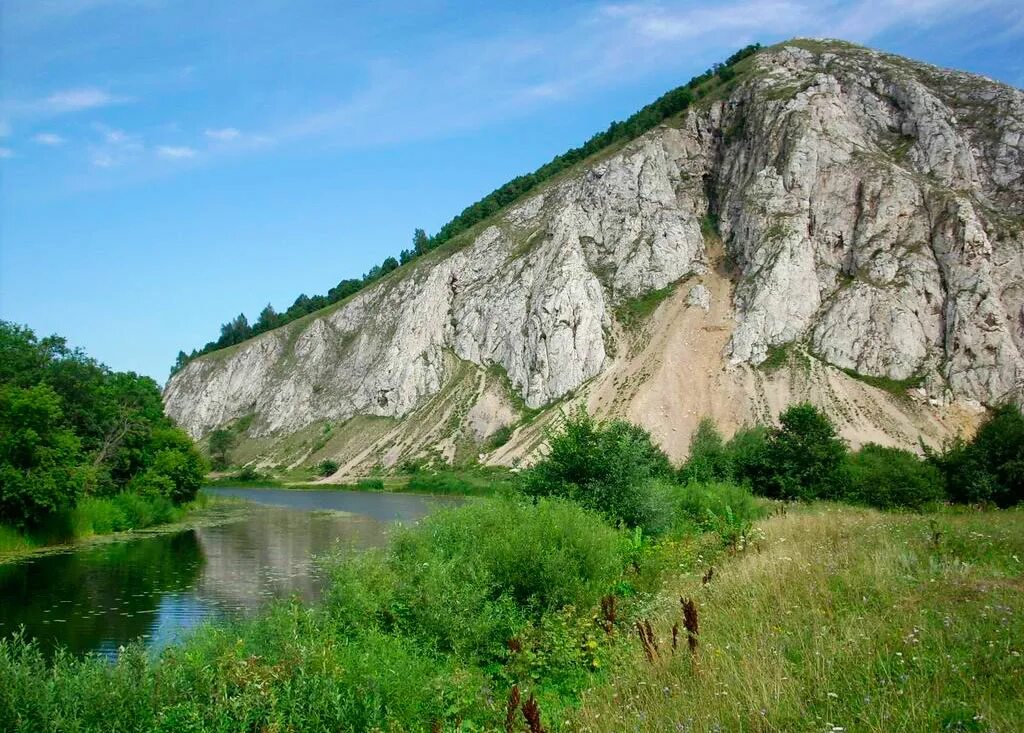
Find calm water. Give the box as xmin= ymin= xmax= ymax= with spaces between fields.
xmin=0 ymin=487 xmax=454 ymax=657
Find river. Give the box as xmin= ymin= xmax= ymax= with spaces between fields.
xmin=0 ymin=487 xmax=456 ymax=658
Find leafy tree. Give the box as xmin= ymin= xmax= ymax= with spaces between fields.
xmin=381 ymin=256 xmax=399 ymax=275
xmin=755 ymin=403 xmax=847 ymax=500
xmin=255 ymin=303 xmax=279 ymax=332
xmin=0 ymin=320 xmax=209 ymax=526
xmin=679 ymin=417 xmax=732 ymax=483
xmin=520 ymin=408 xmax=673 ymax=532
xmin=413 ymin=228 xmax=430 ymax=256
xmin=207 ymin=428 xmax=236 ymax=471
xmin=725 ymin=425 xmax=770 ymax=487
xmin=845 ymin=444 xmax=944 ymax=509
xmin=399 ymin=248 xmax=415 ymax=265
xmin=930 ymin=404 xmax=1024 ymax=507
xmin=0 ymin=384 xmax=84 ymax=527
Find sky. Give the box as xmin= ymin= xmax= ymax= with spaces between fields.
xmin=1 ymin=0 xmax=1022 ymax=383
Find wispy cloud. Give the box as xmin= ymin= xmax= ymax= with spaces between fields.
xmin=89 ymin=124 xmax=143 ymax=167
xmin=155 ymin=145 xmax=196 ymax=159
xmin=0 ymin=147 xmax=14 ymax=159
xmin=46 ymin=87 xmax=124 ymax=112
xmin=204 ymin=127 xmax=240 ymax=141
xmin=33 ymin=132 xmax=67 ymax=145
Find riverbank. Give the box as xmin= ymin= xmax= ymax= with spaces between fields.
xmin=4 ymin=494 xmax=1020 ymax=731
xmin=0 ymin=494 xmax=250 ymax=565
xmin=204 ymin=465 xmax=514 ymax=496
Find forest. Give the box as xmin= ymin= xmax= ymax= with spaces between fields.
xmin=0 ymin=321 xmax=206 ymax=548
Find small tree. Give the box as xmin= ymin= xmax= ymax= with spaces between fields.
xmin=519 ymin=408 xmax=673 ymax=532
xmin=679 ymin=417 xmax=731 ymax=483
xmin=930 ymin=404 xmax=1024 ymax=507
xmin=845 ymin=444 xmax=944 ymax=509
xmin=756 ymin=403 xmax=847 ymax=500
xmin=413 ymin=228 xmax=430 ymax=256
xmin=208 ymin=428 xmax=236 ymax=472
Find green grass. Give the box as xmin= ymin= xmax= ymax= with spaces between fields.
xmin=2 ymin=482 xmax=1020 ymax=731
xmin=0 ymin=525 xmax=37 ymax=556
xmin=759 ymin=341 xmax=795 ymax=372
xmin=572 ymin=506 xmax=1024 ymax=732
xmin=0 ymin=493 xmax=218 ymax=563
xmin=615 ymin=284 xmax=678 ymax=329
xmin=840 ymin=366 xmax=924 ymax=397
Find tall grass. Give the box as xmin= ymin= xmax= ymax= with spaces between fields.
xmin=571 ymin=506 xmax=1024 ymax=732
xmin=1 ymin=493 xmax=213 ymax=561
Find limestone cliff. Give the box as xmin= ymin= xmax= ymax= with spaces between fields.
xmin=164 ymin=39 xmax=1024 ymax=471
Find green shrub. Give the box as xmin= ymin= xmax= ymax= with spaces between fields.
xmin=751 ymin=403 xmax=848 ymax=500
xmin=726 ymin=424 xmax=770 ymax=486
xmin=519 ymin=408 xmax=674 ymax=533
xmin=673 ymin=480 xmax=764 ymax=544
xmin=324 ymin=497 xmax=625 ymax=660
xmin=485 ymin=424 xmax=514 ymax=450
xmin=356 ymin=477 xmax=384 ymax=490
xmin=844 ymin=443 xmax=945 ymax=509
xmin=930 ymin=404 xmax=1024 ymax=507
xmin=405 ymin=472 xmax=472 ymax=494
xmin=316 ymin=459 xmax=340 ymax=477
xmin=233 ymin=465 xmax=263 ymax=482
xmin=679 ymin=418 xmax=733 ymax=483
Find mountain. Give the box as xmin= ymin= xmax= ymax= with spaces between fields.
xmin=164 ymin=39 xmax=1024 ymax=474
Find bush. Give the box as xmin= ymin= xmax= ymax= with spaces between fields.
xmin=844 ymin=444 xmax=945 ymax=510
xmin=405 ymin=472 xmax=472 ymax=494
xmin=233 ymin=465 xmax=263 ymax=482
xmin=724 ymin=424 xmax=770 ymax=486
xmin=324 ymin=497 xmax=625 ymax=659
xmin=356 ymin=477 xmax=384 ymax=490
xmin=930 ymin=404 xmax=1024 ymax=507
xmin=679 ymin=418 xmax=733 ymax=483
xmin=316 ymin=459 xmax=340 ymax=477
xmin=752 ymin=403 xmax=847 ymax=500
xmin=520 ymin=408 xmax=673 ymax=533
xmin=672 ymin=480 xmax=764 ymax=545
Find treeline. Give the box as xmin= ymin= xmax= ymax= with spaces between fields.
xmin=678 ymin=403 xmax=1024 ymax=510
xmin=170 ymin=43 xmax=763 ymax=376
xmin=0 ymin=321 xmax=206 ymax=533
xmin=515 ymin=402 xmax=1022 ymax=543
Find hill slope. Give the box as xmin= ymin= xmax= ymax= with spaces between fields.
xmin=164 ymin=39 xmax=1024 ymax=473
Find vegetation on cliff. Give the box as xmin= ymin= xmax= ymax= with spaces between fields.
xmin=170 ymin=43 xmax=762 ymax=375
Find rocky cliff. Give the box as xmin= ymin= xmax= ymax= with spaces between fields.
xmin=164 ymin=39 xmax=1024 ymax=472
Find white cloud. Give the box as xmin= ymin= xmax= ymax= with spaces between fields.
xmin=0 ymin=120 xmax=10 ymax=137
xmin=89 ymin=124 xmax=143 ymax=167
xmin=204 ymin=127 xmax=240 ymax=141
xmin=45 ymin=87 xmax=123 ymax=112
xmin=33 ymin=132 xmax=66 ymax=145
xmin=0 ymin=147 xmax=14 ymax=159
xmin=155 ymin=145 xmax=196 ymax=159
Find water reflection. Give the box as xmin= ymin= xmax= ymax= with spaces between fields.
xmin=0 ymin=488 xmax=452 ymax=657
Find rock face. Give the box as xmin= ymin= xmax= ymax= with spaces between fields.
xmin=164 ymin=39 xmax=1024 ymax=468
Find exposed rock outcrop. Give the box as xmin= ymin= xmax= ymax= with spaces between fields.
xmin=164 ymin=39 xmax=1024 ymax=469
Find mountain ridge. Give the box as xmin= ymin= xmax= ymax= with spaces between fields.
xmin=164 ymin=38 xmax=1024 ymax=473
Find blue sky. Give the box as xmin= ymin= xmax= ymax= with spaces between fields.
xmin=2 ymin=0 xmax=1022 ymax=382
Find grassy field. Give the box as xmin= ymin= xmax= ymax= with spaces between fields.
xmin=571 ymin=505 xmax=1024 ymax=732
xmin=2 ymin=499 xmax=1019 ymax=731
